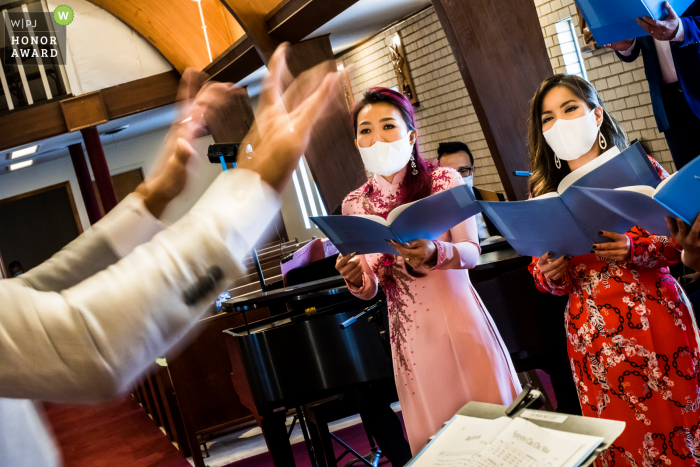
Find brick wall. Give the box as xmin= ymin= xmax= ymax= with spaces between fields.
xmin=338 ymin=9 xmax=505 ymax=193
xmin=536 ymin=0 xmax=675 ymax=173
xmin=338 ymin=2 xmax=675 ymax=197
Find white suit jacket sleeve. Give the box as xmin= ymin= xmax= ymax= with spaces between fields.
xmin=0 ymin=168 xmax=280 ymax=403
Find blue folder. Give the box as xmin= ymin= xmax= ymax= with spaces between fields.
xmin=576 ymin=0 xmax=695 ymax=46
xmin=311 ymin=184 xmax=481 ymax=256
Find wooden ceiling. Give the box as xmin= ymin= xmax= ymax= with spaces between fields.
xmin=87 ymin=0 xmax=250 ymax=72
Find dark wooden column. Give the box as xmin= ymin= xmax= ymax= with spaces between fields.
xmin=68 ymin=143 xmax=102 ymax=225
xmin=432 ymin=0 xmax=553 ymax=200
xmin=284 ymin=36 xmax=365 ymax=213
xmin=81 ymin=127 xmax=118 ymax=214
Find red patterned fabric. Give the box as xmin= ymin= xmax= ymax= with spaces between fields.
xmin=530 ymin=157 xmax=700 ymax=466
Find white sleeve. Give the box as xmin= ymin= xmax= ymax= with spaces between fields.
xmin=100 ymin=194 xmax=167 ymax=258
xmin=0 ymin=168 xmax=280 ymax=403
xmin=672 ymin=20 xmax=685 ymax=42
xmin=618 ymin=39 xmax=637 ymax=56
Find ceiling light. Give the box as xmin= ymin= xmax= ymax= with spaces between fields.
xmin=10 ymin=160 xmax=33 ymax=170
xmin=11 ymin=145 xmax=38 ymax=159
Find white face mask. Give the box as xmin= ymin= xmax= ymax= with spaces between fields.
xmin=358 ymin=132 xmax=414 ymax=177
xmin=462 ymin=175 xmax=474 ymax=188
xmin=543 ymin=110 xmax=601 ymax=161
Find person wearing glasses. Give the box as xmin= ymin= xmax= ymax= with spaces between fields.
xmin=437 ymin=141 xmax=491 ymax=240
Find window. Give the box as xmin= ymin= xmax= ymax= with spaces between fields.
xmin=291 ymin=157 xmax=327 ymax=229
xmin=0 ymin=0 xmax=71 ymax=113
xmin=555 ymin=17 xmax=588 ymax=80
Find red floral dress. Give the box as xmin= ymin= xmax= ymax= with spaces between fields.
xmin=530 ymin=158 xmax=700 ymax=466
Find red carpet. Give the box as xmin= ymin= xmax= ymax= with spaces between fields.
xmin=44 ymin=397 xmax=190 ymax=467
xmin=222 ymin=413 xmax=406 ymax=467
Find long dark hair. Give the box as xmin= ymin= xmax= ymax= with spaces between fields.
xmin=528 ymin=74 xmax=628 ymax=197
xmin=352 ymin=87 xmax=434 ymax=205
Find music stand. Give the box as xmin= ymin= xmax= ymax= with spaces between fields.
xmin=455 ymin=388 xmax=625 ymax=467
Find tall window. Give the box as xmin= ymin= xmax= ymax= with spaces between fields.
xmin=0 ymin=0 xmax=71 ymax=114
xmin=291 ymin=157 xmax=327 ymax=229
xmin=555 ymin=17 xmax=588 ymax=80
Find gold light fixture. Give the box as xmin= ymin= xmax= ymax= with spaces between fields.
xmin=387 ymin=33 xmax=419 ymax=106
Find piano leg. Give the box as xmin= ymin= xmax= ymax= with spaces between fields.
xmin=260 ymin=410 xmax=296 ymax=467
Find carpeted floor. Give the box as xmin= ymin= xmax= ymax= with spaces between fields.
xmin=44 ymin=397 xmax=190 ymax=467
xmin=220 ymin=414 xmax=404 ymax=467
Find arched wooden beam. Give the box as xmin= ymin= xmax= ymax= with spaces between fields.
xmin=86 ymin=0 xmax=246 ymax=72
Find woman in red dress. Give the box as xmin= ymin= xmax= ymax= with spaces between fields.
xmin=527 ymin=74 xmax=700 ymax=466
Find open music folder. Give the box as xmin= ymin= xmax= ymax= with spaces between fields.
xmin=575 ymin=0 xmax=695 ymax=46
xmin=480 ymin=142 xmax=662 ymax=257
xmin=408 ymin=397 xmax=625 ymax=467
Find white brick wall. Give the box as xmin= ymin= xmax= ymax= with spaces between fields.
xmin=338 ymin=9 xmax=505 ymax=193
xmin=338 ymin=2 xmax=675 ymax=197
xmin=536 ymin=0 xmax=675 ymax=172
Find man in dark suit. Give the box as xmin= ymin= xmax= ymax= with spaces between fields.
xmin=597 ymin=1 xmax=700 ymax=169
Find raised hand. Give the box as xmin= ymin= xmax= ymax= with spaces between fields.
xmin=237 ymin=43 xmax=337 ymax=193
xmin=636 ymin=2 xmax=681 ymax=41
xmin=592 ymin=231 xmax=631 ymax=262
xmin=537 ymin=252 xmax=571 ymax=283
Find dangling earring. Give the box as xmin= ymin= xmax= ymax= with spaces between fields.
xmin=410 ymin=155 xmax=418 ymax=175
xmin=554 ymin=154 xmax=562 ymax=169
xmin=598 ymin=132 xmax=607 ymax=150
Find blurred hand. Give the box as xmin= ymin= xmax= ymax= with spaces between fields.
xmin=592 ymin=231 xmax=631 ymax=262
xmin=537 ymin=252 xmax=571 ymax=284
xmin=666 ymin=216 xmax=700 ymax=270
xmin=138 ymin=68 xmax=209 ymax=218
xmin=336 ymin=252 xmax=363 ymax=288
xmin=388 ymin=239 xmax=438 ymax=269
xmin=236 ymin=43 xmax=337 ymax=193
xmin=605 ymin=39 xmax=636 ymax=51
xmin=637 ymin=2 xmax=680 ymax=41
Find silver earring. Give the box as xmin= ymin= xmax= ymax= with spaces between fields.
xmin=410 ymin=155 xmax=418 ymax=175
xmin=554 ymin=154 xmax=562 ymax=169
xmin=598 ymin=132 xmax=607 ymax=150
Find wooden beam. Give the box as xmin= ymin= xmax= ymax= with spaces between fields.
xmin=0 ymin=71 xmax=180 ymax=152
xmin=87 ymin=0 xmax=245 ymax=72
xmin=219 ymin=0 xmax=281 ymax=63
xmin=206 ymin=0 xmax=360 ymax=83
xmin=286 ymin=36 xmax=366 ymax=214
xmin=266 ymin=0 xmax=358 ymax=43
xmin=60 ymin=92 xmax=109 ymax=132
xmin=203 ymin=36 xmax=264 ymax=84
xmin=432 ymin=0 xmax=553 ymax=200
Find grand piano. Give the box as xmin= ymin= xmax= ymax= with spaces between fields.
xmin=221 ymin=240 xmax=577 ymax=466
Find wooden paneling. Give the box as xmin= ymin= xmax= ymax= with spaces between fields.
xmin=101 ymin=71 xmax=180 ymax=119
xmin=0 ymin=71 xmax=179 ymax=153
xmin=60 ymin=92 xmax=109 ymax=132
xmin=432 ymin=0 xmax=553 ymax=200
xmin=286 ymin=36 xmax=366 ymax=214
xmin=87 ymin=0 xmax=245 ymax=72
xmin=165 ymin=308 xmax=270 ymax=467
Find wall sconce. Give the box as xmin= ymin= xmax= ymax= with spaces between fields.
xmin=336 ymin=61 xmax=355 ymax=111
xmin=387 ymin=33 xmax=419 ymax=106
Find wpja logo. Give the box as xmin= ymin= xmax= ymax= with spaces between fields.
xmin=2 ymin=7 xmax=70 ymax=65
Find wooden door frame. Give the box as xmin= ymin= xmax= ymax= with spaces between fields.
xmin=0 ymin=181 xmax=84 ymax=234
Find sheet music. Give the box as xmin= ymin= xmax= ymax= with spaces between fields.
xmin=409 ymin=416 xmax=512 ymax=467
xmin=467 ymin=418 xmax=584 ymax=467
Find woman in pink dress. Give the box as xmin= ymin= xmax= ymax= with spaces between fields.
xmin=335 ymin=87 xmax=520 ymax=453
